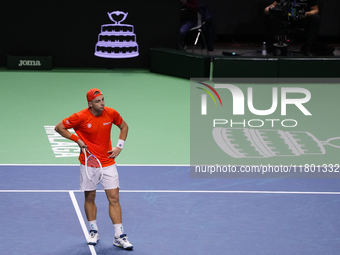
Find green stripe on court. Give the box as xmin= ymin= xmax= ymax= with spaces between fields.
xmin=0 ymin=68 xmax=190 ymax=165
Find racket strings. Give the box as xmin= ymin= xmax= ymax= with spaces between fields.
xmin=87 ymin=155 xmax=101 ymax=168
xmin=84 ymin=148 xmax=103 ymax=183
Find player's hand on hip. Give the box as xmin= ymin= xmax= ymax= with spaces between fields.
xmin=108 ymin=147 xmax=122 ymax=159
xmin=77 ymin=139 xmax=87 ymax=149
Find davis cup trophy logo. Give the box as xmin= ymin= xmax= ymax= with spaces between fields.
xmin=94 ymin=11 xmax=139 ymax=59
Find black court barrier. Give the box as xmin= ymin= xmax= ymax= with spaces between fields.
xmin=212 ymin=57 xmax=280 ymax=78
xmin=278 ymin=57 xmax=340 ymax=78
xmin=150 ymin=48 xmax=211 ymax=79
xmin=212 ymin=56 xmax=340 ymax=78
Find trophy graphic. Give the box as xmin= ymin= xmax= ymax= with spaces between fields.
xmin=107 ymin=11 xmax=128 ymax=24
xmin=94 ymin=11 xmax=139 ymax=59
xmin=213 ymin=127 xmax=340 ymax=158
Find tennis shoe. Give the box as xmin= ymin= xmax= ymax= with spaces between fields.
xmin=87 ymin=230 xmax=99 ymax=245
xmin=113 ymin=234 xmax=133 ymax=250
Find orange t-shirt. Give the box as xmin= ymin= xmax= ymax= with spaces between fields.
xmin=62 ymin=107 xmax=123 ymax=167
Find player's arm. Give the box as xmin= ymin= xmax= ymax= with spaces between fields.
xmin=264 ymin=1 xmax=278 ymax=15
xmin=55 ymin=121 xmax=86 ymax=148
xmin=117 ymin=119 xmax=128 ymax=141
xmin=108 ymin=120 xmax=129 ymax=158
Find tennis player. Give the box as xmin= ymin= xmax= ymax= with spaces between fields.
xmin=54 ymin=88 xmax=133 ymax=250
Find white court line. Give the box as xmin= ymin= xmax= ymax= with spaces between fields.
xmin=69 ymin=191 xmax=97 ymax=255
xmin=1 ymin=189 xmax=340 ymax=195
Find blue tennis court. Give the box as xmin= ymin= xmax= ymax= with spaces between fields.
xmin=1 ymin=165 xmax=340 ymax=255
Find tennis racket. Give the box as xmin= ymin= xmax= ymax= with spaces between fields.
xmin=83 ymin=148 xmax=103 ymax=184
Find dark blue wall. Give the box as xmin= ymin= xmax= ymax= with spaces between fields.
xmin=0 ymin=0 xmax=180 ymax=68
xmin=200 ymin=0 xmax=340 ymax=37
xmin=1 ymin=0 xmax=338 ymax=68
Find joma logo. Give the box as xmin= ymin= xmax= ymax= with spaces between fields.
xmin=18 ymin=60 xmax=42 ymax=67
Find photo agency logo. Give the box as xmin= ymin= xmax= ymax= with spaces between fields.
xmin=190 ymin=79 xmax=340 ymax=178
xmin=196 ymin=82 xmax=223 ymax=114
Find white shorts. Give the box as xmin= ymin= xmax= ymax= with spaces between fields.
xmin=80 ymin=164 xmax=119 ymax=191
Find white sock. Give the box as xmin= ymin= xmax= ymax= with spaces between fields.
xmin=114 ymin=223 xmax=124 ymax=237
xmin=89 ymin=220 xmax=98 ymax=231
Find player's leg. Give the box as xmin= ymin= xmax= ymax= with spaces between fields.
xmin=105 ymin=188 xmax=133 ymax=250
xmin=80 ymin=164 xmax=98 ymax=224
xmin=101 ymin=164 xmax=133 ymax=250
xmin=80 ymin=164 xmax=99 ymax=244
xmin=84 ymin=190 xmax=99 ymax=245
xmin=84 ymin=190 xmax=97 ymax=221
xmin=105 ymin=188 xmax=122 ymax=224
xmin=101 ymin=164 xmax=122 ymax=226
xmin=101 ymin=164 xmax=122 ymax=225
xmin=80 ymin=163 xmax=99 ymax=245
